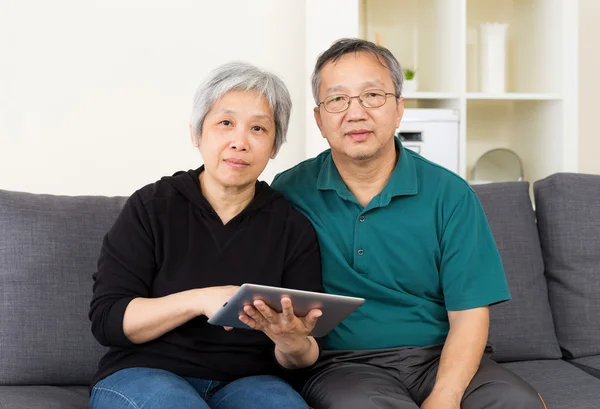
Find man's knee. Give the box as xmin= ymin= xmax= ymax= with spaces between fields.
xmin=306 ymin=392 xmax=416 ymax=409
xmin=302 ymin=367 xmax=418 ymax=409
xmin=463 ymin=379 xmax=545 ymax=409
xmin=497 ymin=385 xmax=545 ymax=409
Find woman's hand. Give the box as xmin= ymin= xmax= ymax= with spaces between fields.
xmin=198 ymin=285 xmax=240 ymax=324
xmin=240 ymin=297 xmax=322 ymax=368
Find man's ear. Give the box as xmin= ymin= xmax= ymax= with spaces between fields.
xmin=314 ymin=107 xmax=325 ymax=138
xmin=190 ymin=124 xmax=198 ymax=147
xmin=395 ymin=97 xmax=405 ymax=129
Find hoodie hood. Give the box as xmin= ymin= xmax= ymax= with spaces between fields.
xmin=161 ymin=166 xmax=283 ymax=217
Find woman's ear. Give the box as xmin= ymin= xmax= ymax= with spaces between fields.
xmin=270 ymin=146 xmax=278 ymax=160
xmin=190 ymin=124 xmax=198 ymax=147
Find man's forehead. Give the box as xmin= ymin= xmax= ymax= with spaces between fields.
xmin=325 ymin=80 xmax=386 ymax=94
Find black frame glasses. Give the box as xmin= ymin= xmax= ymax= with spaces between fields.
xmin=317 ymin=89 xmax=398 ymax=113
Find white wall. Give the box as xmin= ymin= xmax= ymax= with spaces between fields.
xmin=304 ymin=0 xmax=359 ymax=159
xmin=0 ymin=0 xmax=307 ymax=196
xmin=4 ymin=0 xmax=595 ymax=198
xmin=579 ymin=0 xmax=600 ymax=175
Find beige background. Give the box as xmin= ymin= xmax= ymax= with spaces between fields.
xmin=0 ymin=1 xmax=598 ymax=197
xmin=579 ymin=0 xmax=600 ymax=175
xmin=0 ymin=0 xmax=308 ymax=196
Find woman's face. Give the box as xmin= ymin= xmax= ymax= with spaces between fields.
xmin=194 ymin=90 xmax=276 ymax=190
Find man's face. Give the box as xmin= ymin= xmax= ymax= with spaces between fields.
xmin=314 ymin=52 xmax=404 ymax=162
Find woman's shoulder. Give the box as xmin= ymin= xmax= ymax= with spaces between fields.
xmin=132 ymin=169 xmax=199 ymax=204
xmin=262 ymin=184 xmax=316 ymax=233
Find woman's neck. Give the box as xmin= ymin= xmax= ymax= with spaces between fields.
xmin=199 ymin=171 xmax=255 ymax=224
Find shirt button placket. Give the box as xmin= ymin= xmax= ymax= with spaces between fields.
xmin=355 ymin=213 xmax=366 ymax=274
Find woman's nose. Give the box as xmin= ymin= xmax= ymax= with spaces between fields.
xmin=229 ymin=128 xmax=249 ymax=151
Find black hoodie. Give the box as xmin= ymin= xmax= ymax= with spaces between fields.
xmin=89 ymin=167 xmax=322 ymax=387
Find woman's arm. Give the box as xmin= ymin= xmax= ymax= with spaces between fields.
xmin=89 ymin=192 xmax=158 ymax=347
xmin=122 ymin=286 xmax=238 ymax=344
xmin=90 ymin=192 xmax=236 ymax=346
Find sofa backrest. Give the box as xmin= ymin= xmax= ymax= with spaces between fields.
xmin=0 ymin=189 xmax=127 ymax=385
xmin=2 ymin=175 xmax=595 ymax=385
xmin=534 ymin=173 xmax=600 ymax=359
xmin=472 ymin=182 xmax=562 ymax=362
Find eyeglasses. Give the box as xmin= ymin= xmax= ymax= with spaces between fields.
xmin=318 ymin=89 xmax=398 ymax=113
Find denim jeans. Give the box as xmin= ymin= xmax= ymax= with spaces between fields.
xmin=90 ymin=367 xmax=309 ymax=409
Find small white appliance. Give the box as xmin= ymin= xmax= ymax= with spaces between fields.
xmin=396 ymin=109 xmax=459 ymax=174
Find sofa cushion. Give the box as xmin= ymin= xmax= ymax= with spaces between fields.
xmin=534 ymin=173 xmax=600 ymax=358
xmin=472 ymin=182 xmax=561 ymax=361
xmin=0 ymin=189 xmax=127 ymax=385
xmin=569 ymin=355 xmax=600 ymax=379
xmin=502 ymin=359 xmax=600 ymax=409
xmin=0 ymin=385 xmax=88 ymax=409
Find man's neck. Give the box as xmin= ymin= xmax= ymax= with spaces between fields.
xmin=332 ymin=142 xmax=398 ymax=208
xmin=199 ymin=171 xmax=255 ymax=224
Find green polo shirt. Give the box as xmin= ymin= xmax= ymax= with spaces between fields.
xmin=271 ymin=138 xmax=511 ymax=350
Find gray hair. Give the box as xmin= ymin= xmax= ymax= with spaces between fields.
xmin=190 ymin=61 xmax=292 ymax=155
xmin=311 ymin=38 xmax=403 ymax=104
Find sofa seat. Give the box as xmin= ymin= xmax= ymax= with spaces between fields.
xmin=0 ymin=385 xmax=88 ymax=409
xmin=569 ymin=355 xmax=600 ymax=379
xmin=502 ymin=359 xmax=600 ymax=409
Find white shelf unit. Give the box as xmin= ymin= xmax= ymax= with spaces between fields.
xmin=305 ymin=0 xmax=578 ymax=183
xmin=466 ymin=93 xmax=562 ymax=101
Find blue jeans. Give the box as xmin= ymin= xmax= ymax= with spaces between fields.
xmin=90 ymin=367 xmax=309 ymax=409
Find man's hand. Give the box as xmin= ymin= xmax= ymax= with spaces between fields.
xmin=239 ymin=296 xmax=321 ymax=368
xmin=420 ymin=388 xmax=461 ymax=409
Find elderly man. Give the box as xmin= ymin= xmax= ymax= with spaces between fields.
xmin=272 ymin=38 xmax=545 ymax=409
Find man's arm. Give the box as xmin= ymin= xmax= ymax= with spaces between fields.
xmin=427 ymin=187 xmax=510 ymax=407
xmin=421 ymin=306 xmax=489 ymax=409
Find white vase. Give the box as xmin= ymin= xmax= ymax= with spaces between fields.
xmin=403 ymin=78 xmax=418 ymax=94
xmin=479 ymin=23 xmax=508 ymax=93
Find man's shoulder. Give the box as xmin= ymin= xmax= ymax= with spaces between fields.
xmin=272 ymin=150 xmax=330 ymax=195
xmin=409 ymin=150 xmax=474 ymax=199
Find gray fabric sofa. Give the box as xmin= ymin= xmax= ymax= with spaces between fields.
xmin=0 ymin=172 xmax=599 ymax=408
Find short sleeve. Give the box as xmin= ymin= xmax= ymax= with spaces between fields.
xmin=440 ymin=189 xmax=511 ymax=311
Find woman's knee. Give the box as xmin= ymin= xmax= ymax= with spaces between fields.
xmin=90 ymin=367 xmax=207 ymax=409
xmin=210 ymin=375 xmax=308 ymax=409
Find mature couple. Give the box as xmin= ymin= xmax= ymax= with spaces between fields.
xmin=88 ymin=38 xmax=545 ymax=409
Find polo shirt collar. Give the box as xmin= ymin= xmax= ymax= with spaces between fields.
xmin=317 ymin=137 xmax=419 ymax=204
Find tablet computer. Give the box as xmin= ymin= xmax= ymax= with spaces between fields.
xmin=207 ymin=283 xmax=365 ymax=337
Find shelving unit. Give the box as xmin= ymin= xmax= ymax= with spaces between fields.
xmin=466 ymin=93 xmax=562 ymax=101
xmin=304 ymin=0 xmax=578 ymax=184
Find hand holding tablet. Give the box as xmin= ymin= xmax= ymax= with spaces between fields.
xmin=207 ymin=283 xmax=365 ymax=337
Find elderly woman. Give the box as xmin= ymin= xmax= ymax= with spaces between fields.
xmin=88 ymin=62 xmax=322 ymax=409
